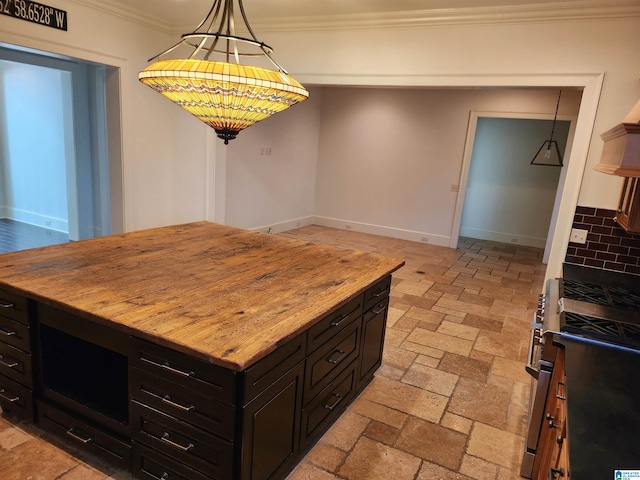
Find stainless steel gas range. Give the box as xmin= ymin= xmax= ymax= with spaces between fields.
xmin=521 ymin=265 xmax=640 ymax=479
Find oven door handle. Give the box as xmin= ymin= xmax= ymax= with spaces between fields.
xmin=525 ymin=327 xmax=540 ymax=380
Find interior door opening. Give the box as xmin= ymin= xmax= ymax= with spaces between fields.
xmin=0 ymin=44 xmax=122 ymax=252
xmin=452 ymin=108 xmax=579 ymax=264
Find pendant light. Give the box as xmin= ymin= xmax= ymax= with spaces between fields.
xmin=139 ymin=0 xmax=309 ymax=144
xmin=531 ymin=90 xmax=563 ymax=167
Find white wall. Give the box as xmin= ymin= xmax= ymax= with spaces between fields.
xmin=266 ymin=17 xmax=639 ymax=210
xmin=225 ymin=87 xmax=323 ymax=231
xmin=1 ymin=6 xmax=639 ymax=277
xmin=313 ymin=87 xmax=582 ymax=246
xmin=0 ymin=60 xmax=69 ymax=231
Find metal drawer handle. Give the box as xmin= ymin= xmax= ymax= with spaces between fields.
xmin=160 ymin=432 xmax=194 ymax=452
xmin=330 ymin=313 xmax=350 ymax=328
xmin=66 ymin=428 xmax=93 ymax=444
xmin=324 ymin=393 xmax=342 ymax=411
xmin=0 ymin=300 xmax=15 ymax=309
xmin=0 ymin=388 xmax=19 ymax=403
xmin=0 ymin=326 xmax=16 ymax=337
xmin=148 ymin=473 xmax=169 ymax=480
xmin=0 ymin=355 xmax=19 ymax=369
xmin=549 ymin=467 xmax=565 ymax=479
xmin=162 ymin=395 xmax=196 ymax=412
xmin=525 ymin=327 xmax=540 ymax=380
xmin=371 ymin=304 xmax=386 ymax=315
xmin=556 ymin=381 xmax=566 ymax=401
xmin=141 ymin=358 xmax=195 ymax=378
xmin=327 ymin=349 xmax=346 ymax=365
xmin=371 ymin=287 xmax=388 ymax=298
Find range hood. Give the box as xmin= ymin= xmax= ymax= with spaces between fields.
xmin=595 ymin=99 xmax=640 ymax=177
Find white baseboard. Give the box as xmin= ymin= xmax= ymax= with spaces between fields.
xmin=312 ymin=216 xmax=451 ymax=247
xmin=251 ymin=216 xmax=315 ymax=235
xmin=459 ymin=227 xmax=546 ymax=248
xmin=2 ymin=207 xmax=68 ymax=233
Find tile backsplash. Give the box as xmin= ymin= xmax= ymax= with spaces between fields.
xmin=565 ymin=206 xmax=640 ymax=275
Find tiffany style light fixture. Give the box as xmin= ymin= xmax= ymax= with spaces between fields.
xmin=139 ymin=0 xmax=309 ymax=144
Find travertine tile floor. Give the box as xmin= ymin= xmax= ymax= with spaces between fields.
xmin=0 ymin=226 xmax=545 ymax=479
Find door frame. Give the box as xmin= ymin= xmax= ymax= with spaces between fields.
xmin=450 ymin=110 xmax=578 ymax=263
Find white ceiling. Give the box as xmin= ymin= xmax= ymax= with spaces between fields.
xmin=103 ymin=0 xmax=594 ymax=30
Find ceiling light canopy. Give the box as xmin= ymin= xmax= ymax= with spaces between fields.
xmin=139 ymin=0 xmax=309 ymax=144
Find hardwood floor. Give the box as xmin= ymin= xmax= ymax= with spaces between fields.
xmin=0 ymin=226 xmax=544 ymax=479
xmin=0 ymin=219 xmax=69 ymax=254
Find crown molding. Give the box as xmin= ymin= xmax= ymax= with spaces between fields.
xmin=251 ymin=0 xmax=640 ymax=33
xmin=70 ymin=0 xmax=640 ymax=35
xmin=70 ymin=0 xmax=172 ymax=32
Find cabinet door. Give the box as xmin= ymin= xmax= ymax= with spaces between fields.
xmin=358 ymin=298 xmax=389 ymax=389
xmin=241 ymin=362 xmax=304 ymax=480
xmin=533 ymin=347 xmax=566 ymax=480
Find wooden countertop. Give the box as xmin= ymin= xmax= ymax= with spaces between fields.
xmin=0 ymin=222 xmax=404 ymax=371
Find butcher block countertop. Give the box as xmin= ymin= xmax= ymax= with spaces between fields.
xmin=0 ymin=222 xmax=404 ymax=371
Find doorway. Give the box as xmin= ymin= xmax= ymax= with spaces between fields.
xmin=451 ymin=110 xmax=577 ymax=264
xmin=0 ymin=45 xmax=122 ymax=250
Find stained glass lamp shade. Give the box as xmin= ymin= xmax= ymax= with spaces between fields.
xmin=139 ymin=0 xmax=309 ymax=144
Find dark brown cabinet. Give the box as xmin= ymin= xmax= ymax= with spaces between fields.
xmin=0 ymin=288 xmax=34 ymax=421
xmin=0 ymin=276 xmax=393 ymax=480
xmin=532 ymin=346 xmax=568 ymax=480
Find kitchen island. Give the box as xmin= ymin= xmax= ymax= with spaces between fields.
xmin=0 ymin=222 xmax=404 ymax=480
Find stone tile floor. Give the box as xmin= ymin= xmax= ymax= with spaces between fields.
xmin=0 ymin=226 xmax=545 ymax=479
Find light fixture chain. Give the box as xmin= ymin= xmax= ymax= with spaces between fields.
xmin=549 ymin=89 xmax=562 ymax=141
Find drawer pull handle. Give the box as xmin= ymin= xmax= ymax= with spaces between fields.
xmin=549 ymin=467 xmax=565 ymax=478
xmin=162 ymin=395 xmax=196 ymax=412
xmin=148 ymin=474 xmax=169 ymax=480
xmin=0 ymin=300 xmax=15 ymax=309
xmin=141 ymin=358 xmax=195 ymax=378
xmin=327 ymin=349 xmax=346 ymax=365
xmin=556 ymin=381 xmax=566 ymax=401
xmin=0 ymin=327 xmax=16 ymax=337
xmin=66 ymin=428 xmax=93 ymax=444
xmin=324 ymin=393 xmax=343 ymax=411
xmin=371 ymin=305 xmax=386 ymax=315
xmin=330 ymin=313 xmax=350 ymax=328
xmin=161 ymin=432 xmax=194 ymax=452
xmin=372 ymin=287 xmax=388 ymax=298
xmin=0 ymin=388 xmax=19 ymax=403
xmin=0 ymin=355 xmax=19 ymax=369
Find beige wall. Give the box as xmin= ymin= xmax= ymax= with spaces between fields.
xmin=1 ymin=5 xmax=639 ymax=277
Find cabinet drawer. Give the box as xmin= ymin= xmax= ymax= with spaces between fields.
xmin=131 ymin=368 xmax=235 ymax=441
xmin=0 ymin=315 xmax=31 ymax=353
xmin=131 ymin=338 xmax=236 ymax=406
xmin=304 ymin=318 xmax=361 ymax=405
xmin=0 ymin=289 xmax=29 ymax=325
xmin=358 ymin=298 xmax=389 ymax=385
xmin=133 ymin=441 xmax=215 ymax=480
xmin=363 ymin=276 xmax=391 ymax=312
xmin=0 ymin=341 xmax=32 ymax=387
xmin=0 ymin=374 xmax=34 ymax=421
xmin=132 ymin=401 xmax=233 ymax=480
xmin=37 ymin=400 xmax=131 ymax=470
xmin=301 ymin=362 xmax=357 ymax=449
xmin=243 ymin=333 xmax=305 ymax=403
xmin=307 ymin=295 xmax=363 ymax=351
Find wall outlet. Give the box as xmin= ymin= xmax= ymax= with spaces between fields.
xmin=570 ymin=228 xmax=588 ymax=244
xmin=421 ymin=237 xmax=429 ymax=243
xmin=345 ymin=224 xmax=352 ymax=230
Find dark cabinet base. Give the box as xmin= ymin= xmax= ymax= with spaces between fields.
xmin=2 ymin=275 xmax=393 ymax=480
